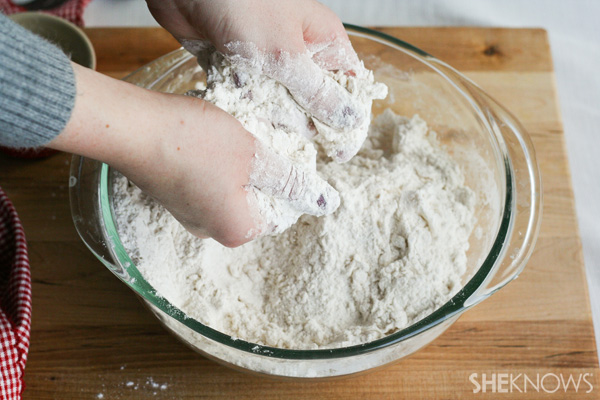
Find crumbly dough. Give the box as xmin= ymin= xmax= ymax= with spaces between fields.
xmin=113 ymin=107 xmax=476 ymax=349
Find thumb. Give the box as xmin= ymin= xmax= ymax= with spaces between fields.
xmin=263 ymin=52 xmax=365 ymax=132
xmin=247 ymin=142 xmax=340 ymax=217
xmin=225 ymin=42 xmax=364 ymax=132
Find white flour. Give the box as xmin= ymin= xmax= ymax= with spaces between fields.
xmin=113 ymin=105 xmax=476 ymax=349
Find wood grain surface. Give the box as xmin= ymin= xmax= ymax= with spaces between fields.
xmin=0 ymin=27 xmax=597 ymax=399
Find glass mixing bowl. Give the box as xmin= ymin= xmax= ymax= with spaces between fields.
xmin=70 ymin=25 xmax=541 ymax=378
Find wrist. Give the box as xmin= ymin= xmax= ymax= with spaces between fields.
xmin=48 ymin=63 xmax=166 ymax=171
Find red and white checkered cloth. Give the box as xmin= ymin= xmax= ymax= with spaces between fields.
xmin=0 ymin=187 xmax=32 ymax=400
xmin=0 ymin=0 xmax=91 ymax=27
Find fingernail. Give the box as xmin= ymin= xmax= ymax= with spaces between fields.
xmin=335 ymin=150 xmax=346 ymax=162
xmin=333 ymin=104 xmax=363 ymax=130
xmin=316 ymin=185 xmax=340 ymax=215
xmin=232 ymin=71 xmax=245 ymax=88
xmin=317 ymin=194 xmax=326 ymax=209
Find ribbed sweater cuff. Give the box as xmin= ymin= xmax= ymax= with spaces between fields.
xmin=0 ymin=12 xmax=76 ymax=148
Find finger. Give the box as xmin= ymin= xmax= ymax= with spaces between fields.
xmin=220 ymin=43 xmax=318 ymax=140
xmin=262 ymin=52 xmax=365 ymax=131
xmin=248 ymin=142 xmax=340 ymax=216
xmin=311 ymin=117 xmax=368 ymax=163
xmin=309 ymin=39 xmax=361 ymax=73
xmin=268 ymin=101 xmax=317 ymax=140
xmin=179 ymin=39 xmax=215 ymax=72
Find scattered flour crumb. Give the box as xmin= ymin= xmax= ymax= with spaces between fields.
xmin=146 ymin=377 xmax=160 ymax=389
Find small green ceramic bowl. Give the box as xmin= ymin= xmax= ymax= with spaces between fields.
xmin=9 ymin=11 xmax=95 ymax=69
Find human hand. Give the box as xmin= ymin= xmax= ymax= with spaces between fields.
xmin=146 ymin=0 xmax=367 ymax=161
xmin=117 ymin=95 xmax=339 ymax=246
xmin=50 ymin=63 xmax=339 ymax=247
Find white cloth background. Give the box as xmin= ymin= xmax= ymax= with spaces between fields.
xmin=84 ymin=0 xmax=600 ymax=354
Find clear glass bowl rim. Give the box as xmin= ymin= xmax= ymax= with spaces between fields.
xmin=82 ymin=24 xmax=529 ymax=361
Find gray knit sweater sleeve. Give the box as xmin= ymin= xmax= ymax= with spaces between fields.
xmin=0 ymin=12 xmax=76 ymax=148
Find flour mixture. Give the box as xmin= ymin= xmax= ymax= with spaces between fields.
xmin=112 ymin=46 xmax=476 ymax=349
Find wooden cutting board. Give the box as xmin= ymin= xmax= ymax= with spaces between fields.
xmin=0 ymin=27 xmax=597 ymax=399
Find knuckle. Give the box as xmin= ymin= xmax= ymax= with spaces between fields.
xmin=279 ymin=166 xmax=307 ymax=201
